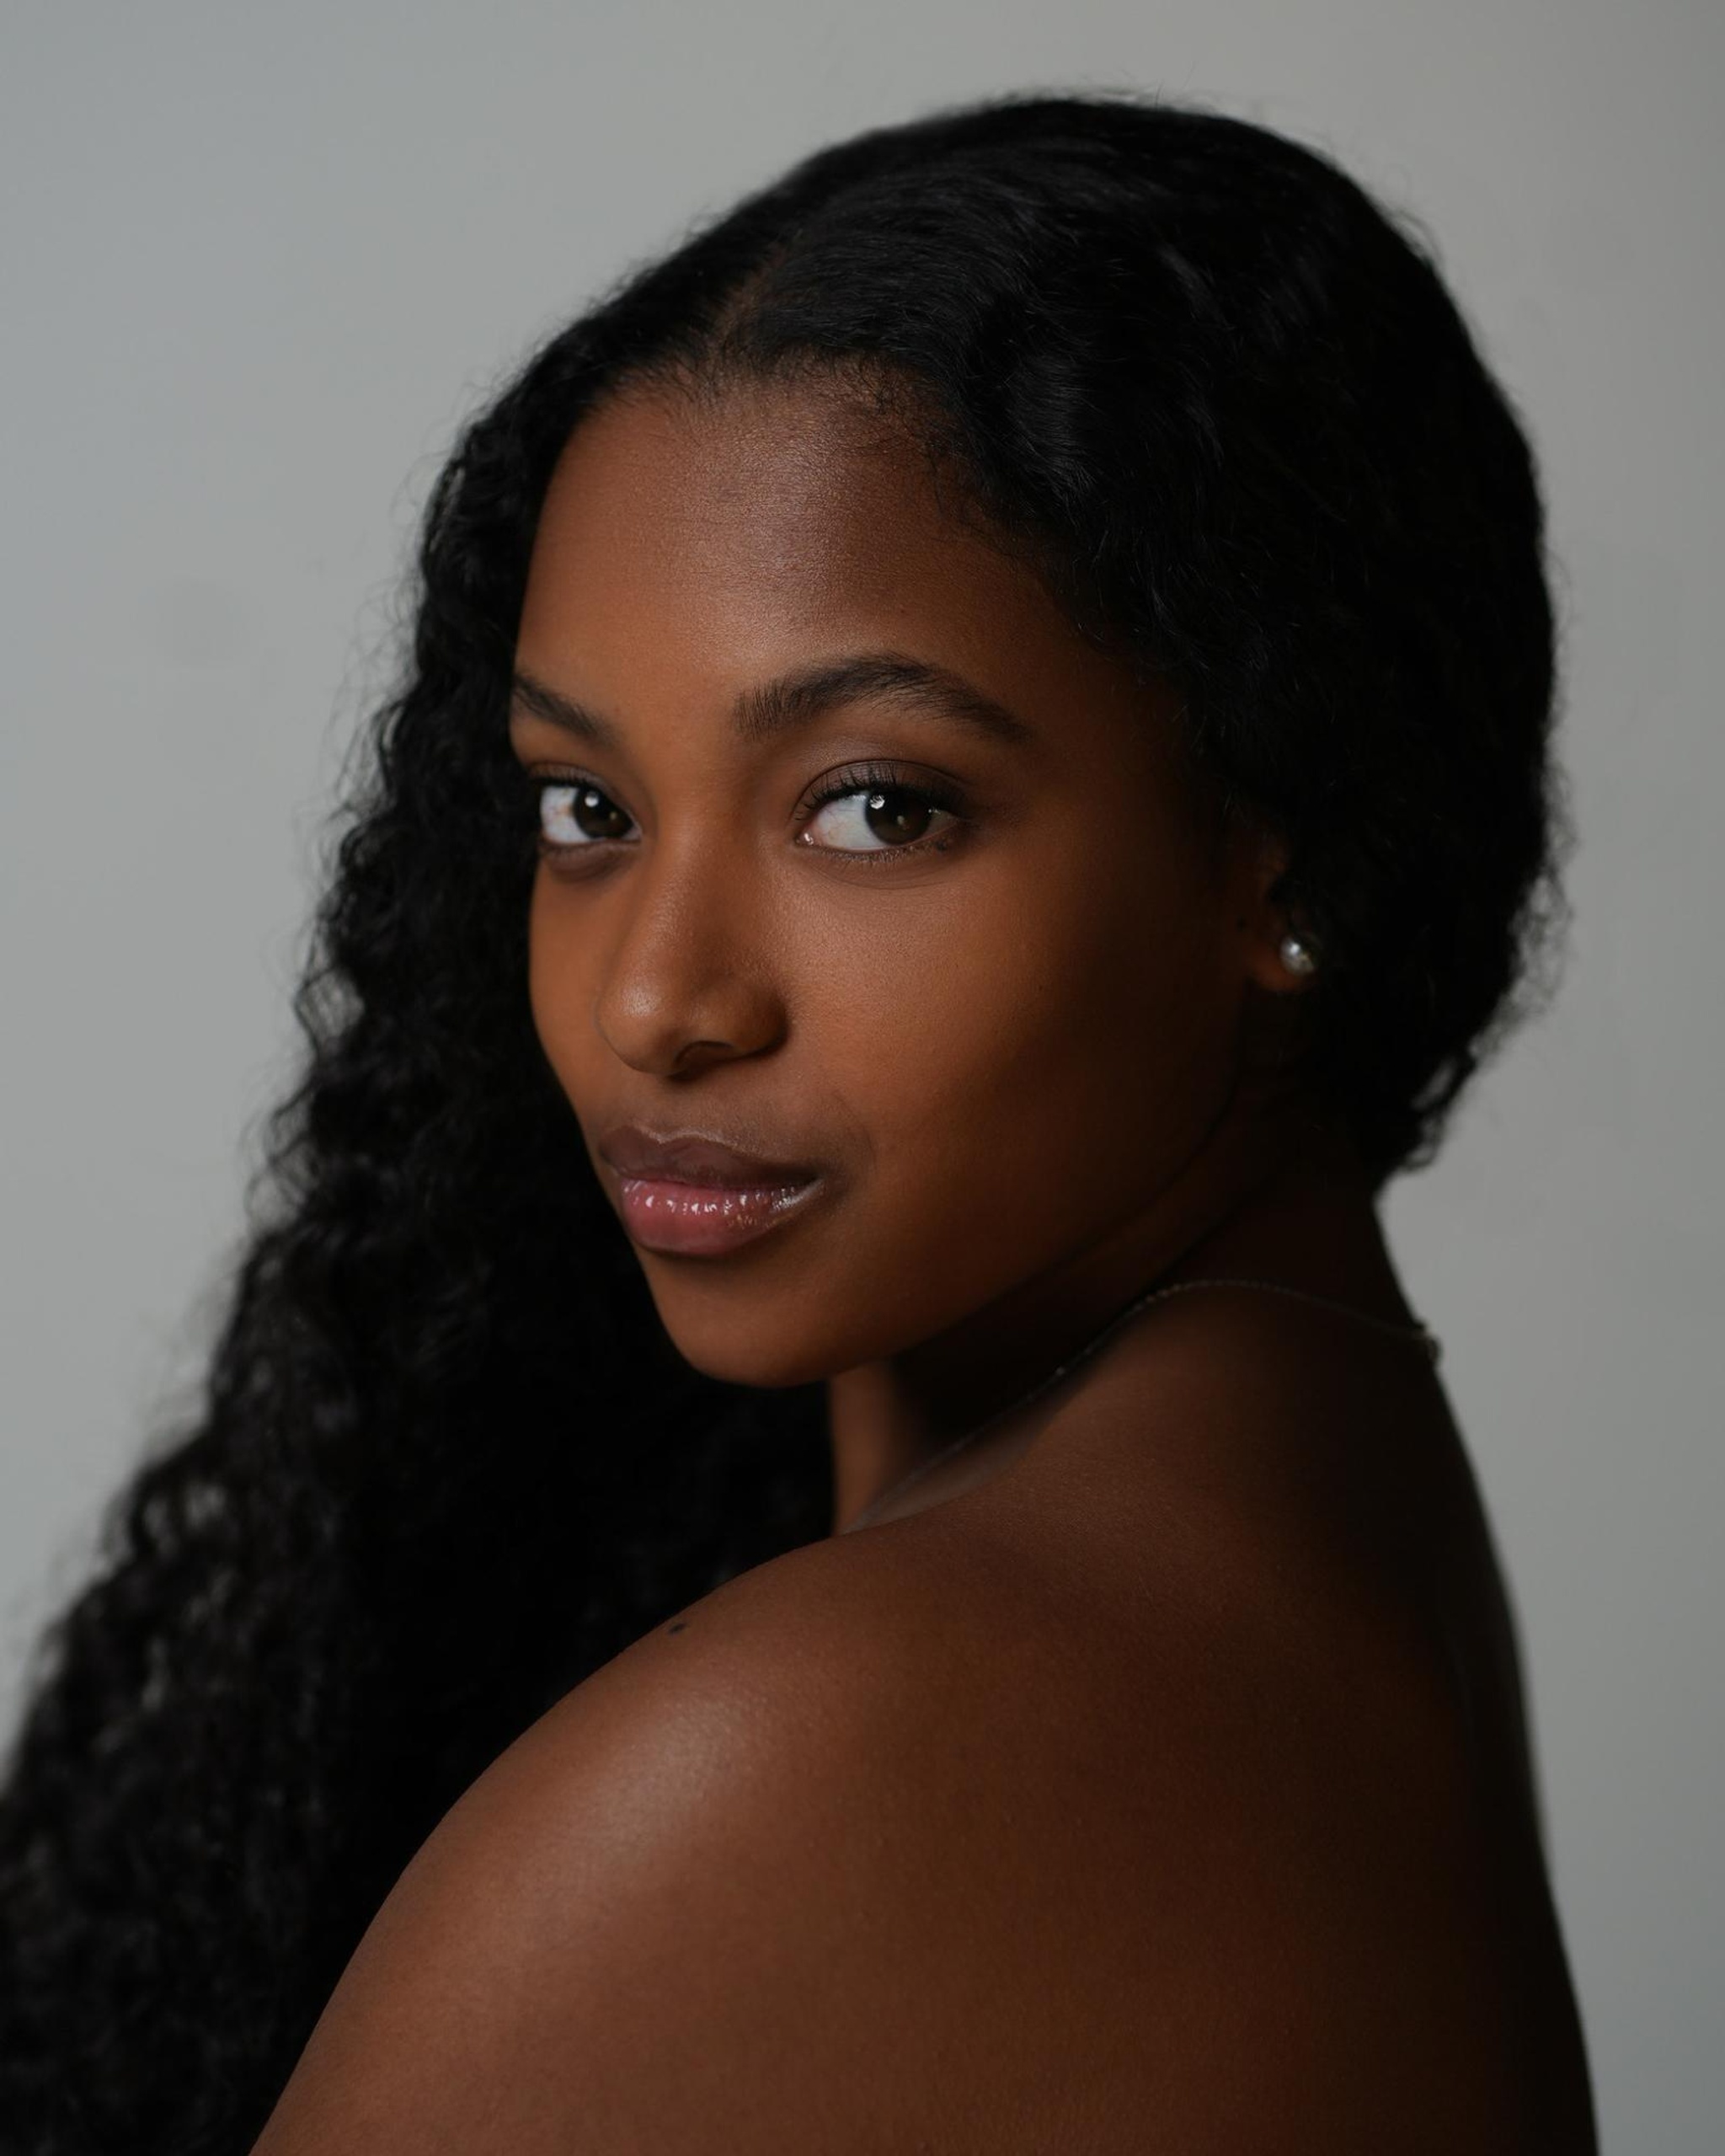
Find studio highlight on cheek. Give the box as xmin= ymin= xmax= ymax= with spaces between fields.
xmin=3 ymin=79 xmax=1615 ymax=2156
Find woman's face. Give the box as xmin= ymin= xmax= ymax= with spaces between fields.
xmin=510 ymin=374 xmax=1290 ymax=1392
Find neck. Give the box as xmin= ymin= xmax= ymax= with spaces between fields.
xmin=827 ymin=1096 xmax=1405 ymax=1536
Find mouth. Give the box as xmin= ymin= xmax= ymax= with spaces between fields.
xmin=595 ymin=1123 xmax=825 ymax=1257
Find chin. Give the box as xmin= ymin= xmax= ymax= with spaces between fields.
xmin=644 ymin=1289 xmax=845 ymax=1394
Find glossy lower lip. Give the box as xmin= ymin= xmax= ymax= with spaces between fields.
xmin=611 ymin=1171 xmax=822 ymax=1255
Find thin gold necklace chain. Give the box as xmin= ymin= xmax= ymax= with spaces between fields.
xmin=842 ymin=1274 xmax=1441 ymax=1535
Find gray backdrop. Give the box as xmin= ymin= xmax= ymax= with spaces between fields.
xmin=3 ymin=3 xmax=1718 ymax=2146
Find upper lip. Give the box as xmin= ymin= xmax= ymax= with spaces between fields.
xmin=595 ymin=1122 xmax=821 ymax=1190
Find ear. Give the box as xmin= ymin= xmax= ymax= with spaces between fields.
xmin=1228 ymin=819 xmax=1319 ymax=997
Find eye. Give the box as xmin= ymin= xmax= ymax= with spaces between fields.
xmin=797 ymin=763 xmax=966 ymax=863
xmin=522 ymin=760 xmax=969 ymax=870
xmin=535 ymin=778 xmax=638 ymax=854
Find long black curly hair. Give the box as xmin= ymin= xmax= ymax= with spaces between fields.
xmin=0 ymin=88 xmax=1565 ymax=2152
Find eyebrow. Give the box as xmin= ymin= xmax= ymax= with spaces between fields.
xmin=509 ymin=651 xmax=1037 ymax=753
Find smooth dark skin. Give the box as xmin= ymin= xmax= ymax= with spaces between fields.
xmin=252 ymin=376 xmax=1596 ymax=2151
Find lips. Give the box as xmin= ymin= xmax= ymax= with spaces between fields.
xmin=595 ymin=1122 xmax=824 ymax=1256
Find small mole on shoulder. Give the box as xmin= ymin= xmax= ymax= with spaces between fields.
xmin=665 ymin=1620 xmax=688 ymax=1635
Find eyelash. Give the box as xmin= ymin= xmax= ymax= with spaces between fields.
xmin=524 ymin=760 xmax=969 ymax=870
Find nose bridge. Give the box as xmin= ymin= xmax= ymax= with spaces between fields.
xmin=593 ymin=817 xmax=780 ymax=1071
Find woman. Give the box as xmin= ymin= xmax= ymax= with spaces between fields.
xmin=0 ymin=88 xmax=1595 ymax=2150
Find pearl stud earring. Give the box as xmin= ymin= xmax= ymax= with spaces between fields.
xmin=1279 ymin=932 xmax=1317 ymax=976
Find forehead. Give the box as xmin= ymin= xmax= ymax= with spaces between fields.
xmin=515 ymin=374 xmax=1071 ymax=690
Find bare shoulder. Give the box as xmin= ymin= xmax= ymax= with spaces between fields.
xmin=250 ymin=1518 xmax=1560 ymax=2153
xmin=248 ymin=1529 xmax=1046 ymax=2153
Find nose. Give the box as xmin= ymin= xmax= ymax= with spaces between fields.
xmin=590 ymin=832 xmax=787 ymax=1078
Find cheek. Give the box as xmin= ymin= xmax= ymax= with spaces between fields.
xmin=823 ymin=856 xmax=1234 ymax=1289
xmin=526 ymin=889 xmax=595 ymax=1103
